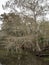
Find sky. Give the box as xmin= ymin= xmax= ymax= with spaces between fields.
xmin=0 ymin=0 xmax=9 ymax=29
xmin=0 ymin=0 xmax=9 ymax=14
xmin=0 ymin=0 xmax=49 ymax=28
xmin=0 ymin=0 xmax=49 ymax=19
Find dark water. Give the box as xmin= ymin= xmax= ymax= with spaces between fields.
xmin=0 ymin=52 xmax=49 ymax=65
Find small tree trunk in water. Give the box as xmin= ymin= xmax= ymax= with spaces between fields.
xmin=36 ymin=40 xmax=41 ymax=51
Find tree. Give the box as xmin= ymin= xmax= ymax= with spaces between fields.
xmin=3 ymin=0 xmax=48 ymax=21
xmin=39 ymin=21 xmax=49 ymax=47
xmin=2 ymin=0 xmax=49 ymax=51
xmin=1 ymin=13 xmax=37 ymax=54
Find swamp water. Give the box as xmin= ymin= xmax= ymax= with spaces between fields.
xmin=0 ymin=51 xmax=49 ymax=65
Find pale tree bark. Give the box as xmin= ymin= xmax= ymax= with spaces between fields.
xmin=34 ymin=16 xmax=41 ymax=52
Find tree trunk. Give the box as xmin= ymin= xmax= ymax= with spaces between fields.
xmin=34 ymin=16 xmax=41 ymax=52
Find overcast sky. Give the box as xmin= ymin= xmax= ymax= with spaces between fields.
xmin=0 ymin=0 xmax=49 ymax=29
xmin=0 ymin=0 xmax=49 ymax=18
xmin=0 ymin=0 xmax=6 ymax=14
xmin=0 ymin=0 xmax=9 ymax=29
xmin=0 ymin=0 xmax=49 ymax=20
xmin=0 ymin=0 xmax=10 ymax=14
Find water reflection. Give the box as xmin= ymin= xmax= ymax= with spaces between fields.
xmin=0 ymin=63 xmax=2 ymax=65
